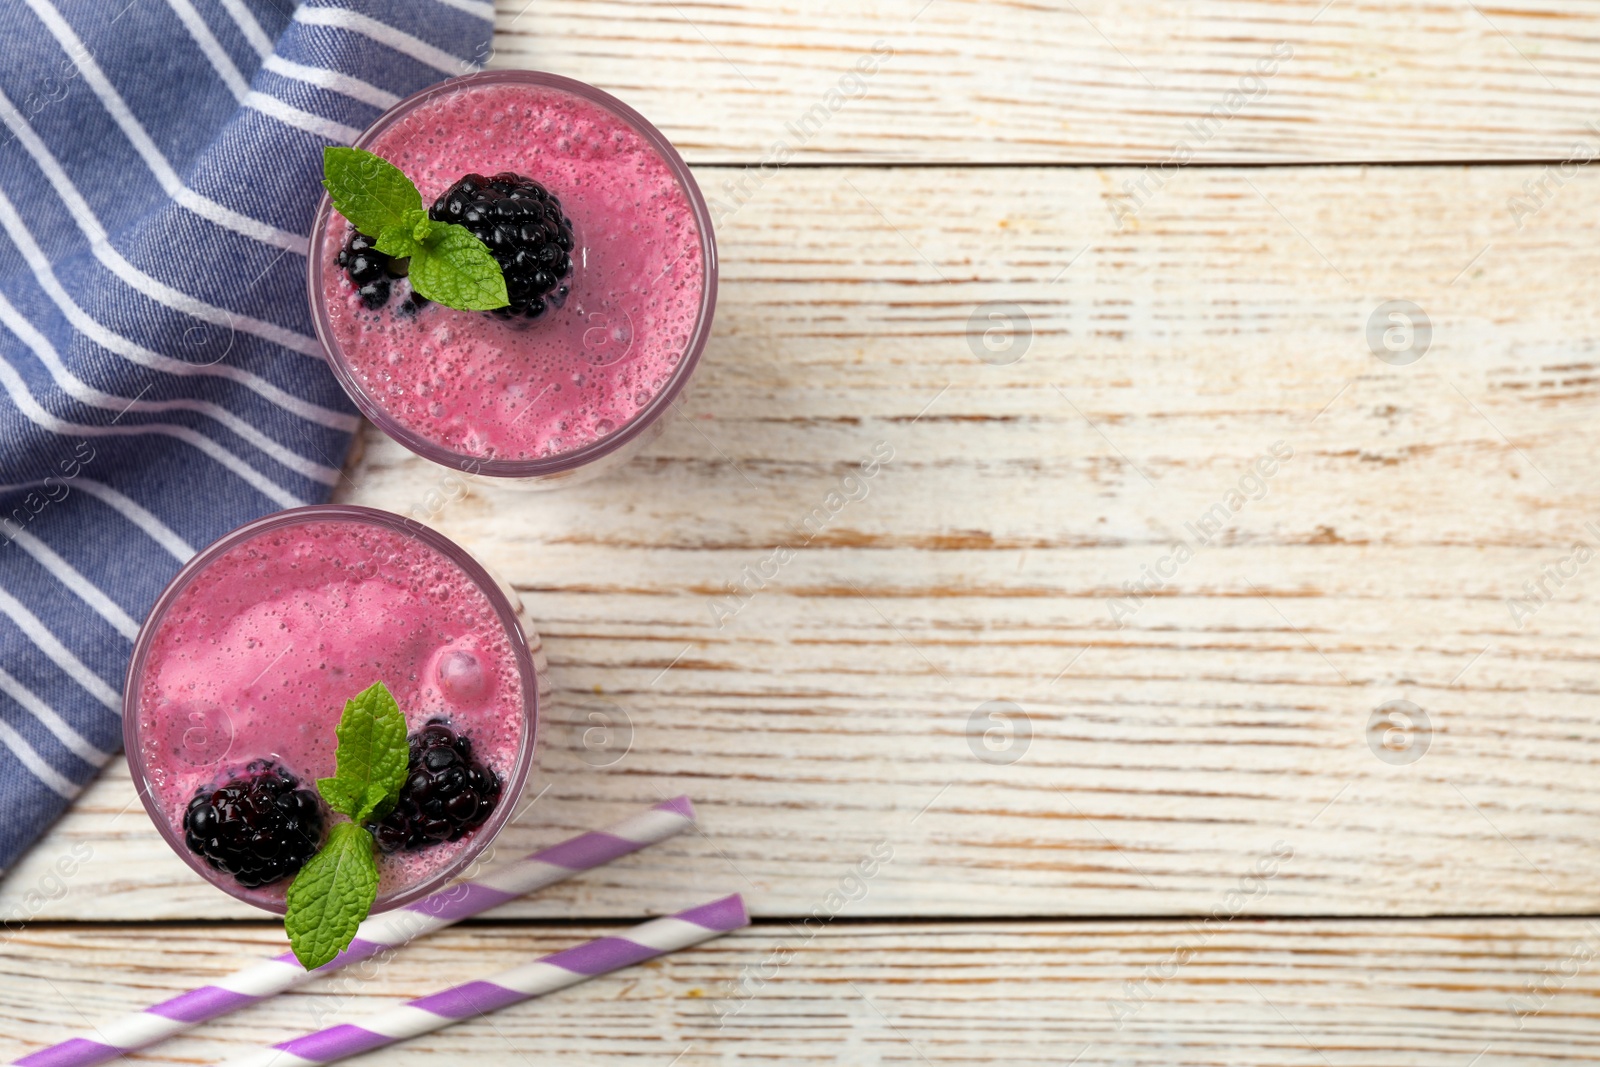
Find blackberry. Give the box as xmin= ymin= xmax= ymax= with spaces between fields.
xmin=428 ymin=171 xmax=574 ymax=321
xmin=336 ymin=231 xmax=415 ymax=311
xmin=183 ymin=761 xmax=324 ymax=889
xmin=368 ymin=720 xmax=501 ymax=852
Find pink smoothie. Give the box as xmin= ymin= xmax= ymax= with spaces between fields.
xmin=132 ymin=515 xmax=530 ymax=909
xmin=320 ymin=77 xmax=707 ymax=463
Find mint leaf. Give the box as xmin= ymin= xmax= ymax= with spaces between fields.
xmin=316 ymin=776 xmax=362 ymax=819
xmin=321 ymin=147 xmax=421 ymax=241
xmin=404 ymin=207 xmax=438 ymax=243
xmin=373 ymin=223 xmax=422 ymax=261
xmin=375 ymin=210 xmax=445 ymax=261
xmin=408 ymin=224 xmax=510 ymax=311
xmin=320 ymin=681 xmax=409 ymax=824
xmin=285 ymin=822 xmax=379 ymax=970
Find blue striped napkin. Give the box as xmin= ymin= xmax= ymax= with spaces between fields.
xmin=0 ymin=1 xmax=491 ymax=874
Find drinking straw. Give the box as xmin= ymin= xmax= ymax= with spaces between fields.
xmin=13 ymin=797 xmax=697 ymax=1067
xmin=219 ymin=894 xmax=748 ymax=1067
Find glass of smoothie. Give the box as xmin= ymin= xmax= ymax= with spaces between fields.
xmin=123 ymin=505 xmax=540 ymax=914
xmin=308 ymin=70 xmax=717 ymax=488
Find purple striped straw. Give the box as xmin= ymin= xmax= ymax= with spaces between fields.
xmin=220 ymin=894 xmax=749 ymax=1067
xmin=12 ymin=798 xmax=696 ymax=1067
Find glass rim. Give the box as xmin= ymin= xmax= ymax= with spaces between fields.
xmin=307 ymin=68 xmax=719 ymax=479
xmin=121 ymin=504 xmax=541 ymax=915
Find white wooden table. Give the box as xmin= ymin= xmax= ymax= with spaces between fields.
xmin=7 ymin=2 xmax=1600 ymax=1062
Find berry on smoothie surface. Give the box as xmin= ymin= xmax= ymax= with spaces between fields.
xmin=429 ymin=171 xmax=575 ymax=321
xmin=369 ymin=719 xmax=502 ymax=853
xmin=183 ymin=761 xmax=325 ymax=889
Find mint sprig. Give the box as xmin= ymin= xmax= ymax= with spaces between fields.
xmin=286 ymin=680 xmax=410 ymax=970
xmin=322 ymin=147 xmax=509 ymax=312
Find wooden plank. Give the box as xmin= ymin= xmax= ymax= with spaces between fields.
xmin=5 ymin=164 xmax=1600 ymax=920
xmin=3 ymin=918 xmax=1599 ymax=1064
xmin=490 ymin=0 xmax=1600 ymax=163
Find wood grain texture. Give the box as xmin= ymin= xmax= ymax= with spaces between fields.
xmin=490 ymin=0 xmax=1600 ymax=163
xmin=5 ymin=164 xmax=1598 ymax=921
xmin=4 ymin=918 xmax=1599 ymax=1065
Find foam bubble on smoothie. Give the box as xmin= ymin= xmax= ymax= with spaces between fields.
xmin=433 ymin=646 xmax=490 ymax=707
xmin=136 ymin=519 xmax=526 ymax=906
xmin=323 ymin=81 xmax=706 ymax=462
